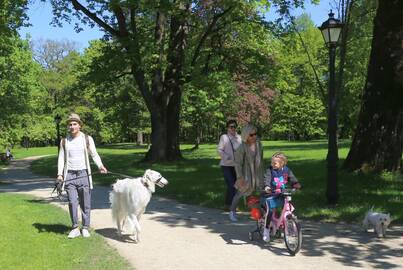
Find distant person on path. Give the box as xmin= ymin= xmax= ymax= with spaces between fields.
xmin=262 ymin=152 xmax=301 ymax=242
xmin=217 ymin=120 xmax=242 ymax=212
xmin=5 ymin=147 xmax=13 ymax=160
xmin=230 ymin=123 xmax=264 ymax=222
xmin=57 ymin=113 xmax=107 ymax=239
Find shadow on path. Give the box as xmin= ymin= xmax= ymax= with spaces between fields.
xmin=95 ymin=228 xmax=137 ymax=243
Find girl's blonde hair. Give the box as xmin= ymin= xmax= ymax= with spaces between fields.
xmin=271 ymin=152 xmax=288 ymax=165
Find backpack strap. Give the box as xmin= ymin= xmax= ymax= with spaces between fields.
xmin=85 ymin=134 xmax=89 ymax=150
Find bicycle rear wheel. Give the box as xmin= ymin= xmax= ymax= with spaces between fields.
xmin=283 ymin=215 xmax=302 ymax=256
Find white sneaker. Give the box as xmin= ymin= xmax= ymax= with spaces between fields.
xmin=67 ymin=228 xmax=81 ymax=239
xmin=82 ymin=228 xmax=91 ymax=238
xmin=263 ymin=228 xmax=270 ymax=242
xmin=229 ymin=211 xmax=238 ymax=222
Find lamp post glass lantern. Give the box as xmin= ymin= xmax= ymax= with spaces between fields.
xmin=319 ymin=10 xmax=343 ymax=205
xmin=319 ymin=10 xmax=343 ymax=46
xmin=54 ymin=114 xmax=62 ymax=152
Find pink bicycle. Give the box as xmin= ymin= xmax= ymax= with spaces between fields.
xmin=248 ymin=189 xmax=302 ymax=256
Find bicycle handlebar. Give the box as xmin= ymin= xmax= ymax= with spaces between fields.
xmin=262 ymin=188 xmax=297 ymax=197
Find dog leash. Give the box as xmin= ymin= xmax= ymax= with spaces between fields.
xmin=51 ymin=171 xmax=136 ymax=199
xmin=57 ymin=170 xmax=135 ymax=182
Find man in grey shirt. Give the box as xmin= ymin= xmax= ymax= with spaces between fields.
xmin=57 ymin=113 xmax=107 ymax=238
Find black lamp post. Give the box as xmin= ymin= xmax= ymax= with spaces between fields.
xmin=319 ymin=10 xmax=344 ymax=204
xmin=54 ymin=114 xmax=62 ymax=153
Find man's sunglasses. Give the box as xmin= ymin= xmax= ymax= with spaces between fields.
xmin=249 ymin=133 xmax=257 ymax=137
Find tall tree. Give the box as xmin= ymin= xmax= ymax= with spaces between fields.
xmin=49 ymin=0 xmax=307 ymax=162
xmin=337 ymin=0 xmax=376 ymax=138
xmin=343 ymin=0 xmax=403 ymax=172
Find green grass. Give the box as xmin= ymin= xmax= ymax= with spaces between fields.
xmin=0 ymin=193 xmax=132 ymax=270
xmin=8 ymin=146 xmax=58 ymax=159
xmin=24 ymin=141 xmax=403 ymax=224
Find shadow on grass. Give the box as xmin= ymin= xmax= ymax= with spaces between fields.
xmin=100 ymin=143 xmax=149 ymax=150
xmin=26 ymin=198 xmax=64 ymax=204
xmin=33 ymin=223 xmax=70 ymax=234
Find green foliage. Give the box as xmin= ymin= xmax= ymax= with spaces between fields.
xmin=181 ymin=4 xmax=281 ymax=143
xmin=0 ymin=193 xmax=132 ymax=270
xmin=181 ymin=71 xmax=234 ymax=143
xmin=0 ymin=0 xmax=376 ymax=153
xmin=43 ymin=0 xmax=320 ymax=155
xmin=70 ymin=40 xmax=150 ymax=143
xmin=0 ymin=36 xmax=46 ymax=149
xmin=0 ymin=0 xmax=29 ymax=36
xmin=265 ymin=14 xmax=327 ymax=139
xmin=270 ymin=92 xmax=326 ymax=140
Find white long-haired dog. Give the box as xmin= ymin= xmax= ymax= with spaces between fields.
xmin=109 ymin=169 xmax=168 ymax=242
xmin=363 ymin=207 xmax=391 ymax=238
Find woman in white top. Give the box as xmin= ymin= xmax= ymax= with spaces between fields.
xmin=217 ymin=120 xmax=241 ymax=213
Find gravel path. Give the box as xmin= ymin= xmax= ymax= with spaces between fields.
xmin=1 ymin=157 xmax=402 ymax=270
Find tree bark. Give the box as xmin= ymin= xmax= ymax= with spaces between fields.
xmin=137 ymin=131 xmax=143 ymax=145
xmin=343 ymin=0 xmax=403 ymax=172
xmin=166 ymin=88 xmax=182 ymax=160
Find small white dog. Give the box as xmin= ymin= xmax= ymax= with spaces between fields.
xmin=362 ymin=207 xmax=391 ymax=238
xmin=110 ymin=169 xmax=168 ymax=242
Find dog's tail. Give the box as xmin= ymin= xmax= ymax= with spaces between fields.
xmin=110 ymin=179 xmax=131 ymax=224
xmin=110 ymin=190 xmax=117 ymax=223
xmin=111 ymin=179 xmax=129 ymax=193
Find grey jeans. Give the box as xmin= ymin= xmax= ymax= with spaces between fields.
xmin=65 ymin=170 xmax=91 ymax=229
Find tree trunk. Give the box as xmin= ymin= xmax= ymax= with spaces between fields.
xmin=343 ymin=0 xmax=403 ymax=172
xmin=143 ymin=4 xmax=189 ymax=162
xmin=145 ymin=107 xmax=168 ymax=162
xmin=143 ymin=87 xmax=183 ymax=162
xmin=166 ymin=88 xmax=182 ymax=160
xmin=136 ymin=131 xmax=143 ymax=145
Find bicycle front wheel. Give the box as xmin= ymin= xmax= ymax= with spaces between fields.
xmin=283 ymin=215 xmax=302 ymax=256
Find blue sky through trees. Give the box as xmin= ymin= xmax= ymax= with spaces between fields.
xmin=19 ymin=0 xmax=334 ymax=50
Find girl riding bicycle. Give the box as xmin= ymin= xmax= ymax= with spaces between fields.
xmin=262 ymin=152 xmax=301 ymax=242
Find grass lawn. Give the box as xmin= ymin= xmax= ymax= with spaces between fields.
xmin=20 ymin=141 xmax=403 ymax=223
xmin=0 ymin=193 xmax=132 ymax=270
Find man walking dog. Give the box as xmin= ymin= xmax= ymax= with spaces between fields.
xmin=57 ymin=113 xmax=107 ymax=238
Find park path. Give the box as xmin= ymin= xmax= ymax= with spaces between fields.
xmin=1 ymin=157 xmax=403 ymax=270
